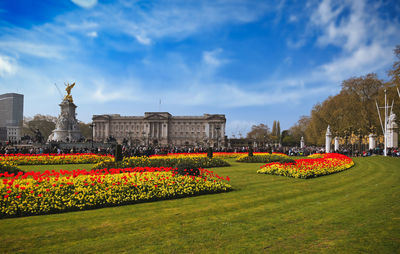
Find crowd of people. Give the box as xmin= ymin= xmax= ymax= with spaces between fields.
xmin=0 ymin=143 xmax=399 ymax=157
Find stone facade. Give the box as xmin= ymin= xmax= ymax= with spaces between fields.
xmin=48 ymin=100 xmax=82 ymax=142
xmin=0 ymin=93 xmax=23 ymax=142
xmin=387 ymin=113 xmax=398 ymax=148
xmin=92 ymin=112 xmax=226 ymax=147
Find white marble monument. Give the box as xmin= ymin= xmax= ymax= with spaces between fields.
xmin=387 ymin=113 xmax=398 ymax=148
xmin=369 ymin=133 xmax=376 ymax=150
xmin=334 ymin=136 xmax=339 ymax=152
xmin=300 ymin=136 xmax=305 ymax=149
xmin=325 ymin=125 xmax=332 ymax=153
xmin=48 ymin=83 xmax=82 ymax=142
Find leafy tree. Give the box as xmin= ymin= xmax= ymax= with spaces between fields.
xmin=276 ymin=121 xmax=281 ymax=139
xmin=22 ymin=115 xmax=56 ymax=142
xmin=79 ymin=121 xmax=92 ymax=139
xmin=289 ymin=116 xmax=310 ymax=144
xmin=388 ymin=45 xmax=400 ymax=87
xmin=246 ymin=124 xmax=270 ymax=144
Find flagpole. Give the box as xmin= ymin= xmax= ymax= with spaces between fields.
xmin=384 ymin=89 xmax=387 ymax=156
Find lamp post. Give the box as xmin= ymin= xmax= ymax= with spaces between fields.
xmin=89 ymin=123 xmax=95 ymax=149
xmin=215 ymin=126 xmax=221 ymax=150
xmin=142 ymin=131 xmax=146 ymax=146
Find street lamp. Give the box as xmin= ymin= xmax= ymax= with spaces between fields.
xmin=89 ymin=123 xmax=95 ymax=149
xmin=142 ymin=131 xmax=146 ymax=146
xmin=215 ymin=126 xmax=221 ymax=150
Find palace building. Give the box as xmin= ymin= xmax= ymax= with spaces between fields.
xmin=92 ymin=112 xmax=226 ymax=147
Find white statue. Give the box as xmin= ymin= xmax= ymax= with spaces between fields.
xmin=325 ymin=125 xmax=332 ymax=153
xmin=387 ymin=113 xmax=398 ymax=148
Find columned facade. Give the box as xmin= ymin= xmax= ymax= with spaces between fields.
xmin=92 ymin=112 xmax=226 ymax=147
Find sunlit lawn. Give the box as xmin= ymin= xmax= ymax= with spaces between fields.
xmin=1 ymin=157 xmax=399 ymax=253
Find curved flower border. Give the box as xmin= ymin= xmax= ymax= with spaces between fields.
xmin=0 ymin=167 xmax=231 ymax=218
xmin=257 ymin=153 xmax=354 ymax=179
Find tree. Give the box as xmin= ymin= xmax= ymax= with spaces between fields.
xmin=22 ymin=114 xmax=56 ymax=142
xmin=388 ymin=45 xmax=400 ymax=87
xmin=79 ymin=121 xmax=92 ymax=140
xmin=271 ymin=121 xmax=277 ymax=137
xmin=289 ymin=116 xmax=310 ymax=144
xmin=246 ymin=124 xmax=270 ymax=144
xmin=276 ymin=121 xmax=281 ymax=140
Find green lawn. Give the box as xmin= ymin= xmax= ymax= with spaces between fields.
xmin=1 ymin=157 xmax=399 ymax=253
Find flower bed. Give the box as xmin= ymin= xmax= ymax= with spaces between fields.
xmin=93 ymin=156 xmax=230 ymax=170
xmin=236 ymin=153 xmax=292 ymax=163
xmin=0 ymin=153 xmax=113 ymax=165
xmin=151 ymin=152 xmax=287 ymax=159
xmin=0 ymin=167 xmax=232 ymax=218
xmin=257 ymin=153 xmax=354 ymax=179
xmin=0 ymin=161 xmax=23 ymax=174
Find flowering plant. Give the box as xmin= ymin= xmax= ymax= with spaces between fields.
xmin=257 ymin=153 xmax=354 ymax=179
xmin=0 ymin=153 xmax=113 ymax=165
xmin=0 ymin=167 xmax=231 ymax=218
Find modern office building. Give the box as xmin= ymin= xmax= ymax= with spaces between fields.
xmin=92 ymin=112 xmax=226 ymax=147
xmin=0 ymin=93 xmax=24 ymax=142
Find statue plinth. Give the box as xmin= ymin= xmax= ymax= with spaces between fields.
xmin=48 ymin=99 xmax=82 ymax=142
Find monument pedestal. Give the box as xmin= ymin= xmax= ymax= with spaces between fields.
xmin=48 ymin=100 xmax=82 ymax=142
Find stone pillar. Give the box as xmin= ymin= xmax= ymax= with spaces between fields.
xmin=334 ymin=137 xmax=339 ymax=152
xmin=369 ymin=134 xmax=376 ymax=150
xmin=205 ymin=123 xmax=209 ymax=138
xmin=325 ymin=125 xmax=332 ymax=153
xmin=387 ymin=121 xmax=398 ymax=148
xmin=105 ymin=122 xmax=109 ymax=138
xmin=300 ymin=136 xmax=305 ymax=149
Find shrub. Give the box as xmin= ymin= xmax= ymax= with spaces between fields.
xmin=257 ymin=153 xmax=354 ymax=179
xmin=0 ymin=167 xmax=232 ymax=218
xmin=0 ymin=161 xmax=23 ymax=175
xmin=115 ymin=144 xmax=123 ymax=162
xmin=174 ymin=161 xmax=200 ymax=177
xmin=92 ymin=158 xmax=127 ymax=170
xmin=207 ymin=147 xmax=213 ymax=158
xmin=236 ymin=154 xmax=294 ymax=163
xmin=93 ymin=156 xmax=229 ymax=170
xmin=248 ymin=146 xmax=253 ymax=157
xmin=0 ymin=153 xmax=113 ymax=165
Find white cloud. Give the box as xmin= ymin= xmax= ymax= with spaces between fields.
xmin=91 ymin=85 xmax=132 ymax=102
xmin=289 ymin=15 xmax=298 ymax=23
xmin=203 ymin=48 xmax=225 ymax=67
xmin=316 ymin=43 xmax=392 ymax=82
xmin=134 ymin=34 xmax=151 ymax=45
xmin=87 ymin=31 xmax=98 ymax=38
xmin=0 ymin=41 xmax=65 ymax=59
xmin=71 ymin=0 xmax=98 ymax=9
xmin=0 ymin=55 xmax=16 ymax=77
xmin=89 ymin=1 xmax=270 ymax=45
xmin=307 ymin=0 xmax=400 ymax=82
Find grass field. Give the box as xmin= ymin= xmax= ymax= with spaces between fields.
xmin=1 ymin=156 xmax=399 ymax=253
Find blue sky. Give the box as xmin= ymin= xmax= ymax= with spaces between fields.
xmin=0 ymin=0 xmax=399 ymax=137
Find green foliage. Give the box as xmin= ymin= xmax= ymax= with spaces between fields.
xmin=0 ymin=162 xmax=23 ymax=174
xmin=174 ymin=161 xmax=200 ymax=177
xmin=207 ymin=147 xmax=213 ymax=158
xmin=92 ymin=159 xmax=126 ymax=170
xmin=248 ymin=146 xmax=253 ymax=157
xmin=22 ymin=114 xmax=56 ymax=141
xmin=236 ymin=155 xmax=295 ymax=163
xmin=115 ymin=144 xmax=123 ymax=162
xmin=92 ymin=156 xmax=230 ymax=170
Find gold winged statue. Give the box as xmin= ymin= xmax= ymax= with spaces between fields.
xmin=64 ymin=82 xmax=75 ymax=102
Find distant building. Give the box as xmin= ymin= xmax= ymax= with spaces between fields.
xmin=92 ymin=112 xmax=226 ymax=147
xmin=0 ymin=93 xmax=24 ymax=142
